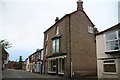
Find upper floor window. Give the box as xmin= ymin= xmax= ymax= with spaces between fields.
xmin=88 ymin=26 xmax=93 ymax=34
xmin=105 ymin=31 xmax=120 ymax=52
xmin=118 ymin=31 xmax=120 ymax=39
xmin=45 ymin=46 xmax=48 ymax=55
xmin=55 ymin=26 xmax=59 ymax=35
xmin=52 ymin=38 xmax=60 ymax=53
xmin=45 ymin=33 xmax=48 ymax=41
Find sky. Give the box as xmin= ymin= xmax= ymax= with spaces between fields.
xmin=0 ymin=0 xmax=119 ymax=61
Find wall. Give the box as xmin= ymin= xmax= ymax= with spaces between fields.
xmin=70 ymin=11 xmax=97 ymax=77
xmin=96 ymin=32 xmax=120 ymax=78
xmin=8 ymin=61 xmax=15 ymax=69
xmin=96 ymin=34 xmax=108 ymax=59
xmin=43 ymin=16 xmax=71 ymax=76
xmin=26 ymin=58 xmax=30 ymax=72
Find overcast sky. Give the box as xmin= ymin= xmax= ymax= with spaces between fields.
xmin=0 ymin=0 xmax=119 ymax=61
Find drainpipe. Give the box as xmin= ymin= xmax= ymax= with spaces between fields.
xmin=68 ymin=15 xmax=72 ymax=78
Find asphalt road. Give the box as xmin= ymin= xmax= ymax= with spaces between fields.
xmin=2 ymin=69 xmax=99 ymax=80
xmin=2 ymin=69 xmax=63 ymax=79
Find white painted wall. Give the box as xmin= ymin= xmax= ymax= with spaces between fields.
xmin=41 ymin=50 xmax=44 ymax=60
xmin=26 ymin=58 xmax=30 ymax=72
xmin=96 ymin=33 xmax=120 ymax=78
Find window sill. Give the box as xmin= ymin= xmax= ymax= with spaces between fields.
xmin=103 ymin=72 xmax=118 ymax=75
xmin=105 ymin=50 xmax=120 ymax=53
xmin=45 ymin=40 xmax=48 ymax=42
xmin=51 ymin=34 xmax=61 ymax=40
xmin=48 ymin=71 xmax=56 ymax=73
xmin=58 ymin=72 xmax=64 ymax=75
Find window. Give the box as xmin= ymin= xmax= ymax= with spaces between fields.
xmin=105 ymin=31 xmax=120 ymax=52
xmin=45 ymin=33 xmax=48 ymax=41
xmin=58 ymin=58 xmax=65 ymax=73
xmin=55 ymin=26 xmax=59 ymax=35
xmin=88 ymin=26 xmax=93 ymax=34
xmin=103 ymin=60 xmax=117 ymax=74
xmin=48 ymin=60 xmax=57 ymax=72
xmin=52 ymin=38 xmax=60 ymax=53
xmin=118 ymin=31 xmax=120 ymax=39
xmin=45 ymin=46 xmax=48 ymax=55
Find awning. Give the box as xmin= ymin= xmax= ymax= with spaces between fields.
xmin=46 ymin=52 xmax=66 ymax=58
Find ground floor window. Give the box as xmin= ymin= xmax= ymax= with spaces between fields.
xmin=48 ymin=59 xmax=57 ymax=72
xmin=58 ymin=58 xmax=65 ymax=73
xmin=47 ymin=57 xmax=65 ymax=74
xmin=103 ymin=59 xmax=117 ymax=74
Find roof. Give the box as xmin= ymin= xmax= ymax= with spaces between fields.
xmin=44 ymin=9 xmax=95 ymax=34
xmin=96 ymin=23 xmax=120 ymax=35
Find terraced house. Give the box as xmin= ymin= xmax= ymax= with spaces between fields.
xmin=96 ymin=23 xmax=120 ymax=79
xmin=25 ymin=49 xmax=44 ymax=74
xmin=43 ymin=0 xmax=97 ymax=78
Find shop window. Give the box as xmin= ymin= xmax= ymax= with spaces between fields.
xmin=58 ymin=58 xmax=65 ymax=73
xmin=48 ymin=60 xmax=57 ymax=73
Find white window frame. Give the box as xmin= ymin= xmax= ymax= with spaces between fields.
xmin=55 ymin=26 xmax=59 ymax=35
xmin=45 ymin=34 xmax=48 ymax=41
xmin=88 ymin=26 xmax=93 ymax=34
xmin=103 ymin=59 xmax=118 ymax=74
xmin=105 ymin=31 xmax=120 ymax=52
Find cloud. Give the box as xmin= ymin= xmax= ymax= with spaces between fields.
xmin=1 ymin=0 xmax=119 ymax=61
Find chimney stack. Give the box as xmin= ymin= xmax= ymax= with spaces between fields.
xmin=55 ymin=17 xmax=59 ymax=23
xmin=77 ymin=0 xmax=83 ymax=10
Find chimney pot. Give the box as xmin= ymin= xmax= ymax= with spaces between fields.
xmin=55 ymin=17 xmax=59 ymax=22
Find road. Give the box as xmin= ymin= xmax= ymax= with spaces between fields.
xmin=2 ymin=69 xmax=63 ymax=80
xmin=2 ymin=69 xmax=99 ymax=80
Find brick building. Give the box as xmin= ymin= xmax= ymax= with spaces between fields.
xmin=25 ymin=49 xmax=44 ymax=74
xmin=2 ymin=47 xmax=9 ymax=70
xmin=43 ymin=0 xmax=97 ymax=78
xmin=8 ymin=61 xmax=16 ymax=69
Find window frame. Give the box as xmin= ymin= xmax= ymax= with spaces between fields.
xmin=52 ymin=38 xmax=60 ymax=53
xmin=55 ymin=26 xmax=59 ymax=35
xmin=103 ymin=59 xmax=118 ymax=74
xmin=105 ymin=31 xmax=120 ymax=52
xmin=45 ymin=33 xmax=48 ymax=41
xmin=45 ymin=46 xmax=48 ymax=55
xmin=48 ymin=59 xmax=57 ymax=73
xmin=88 ymin=26 xmax=93 ymax=34
xmin=58 ymin=57 xmax=65 ymax=74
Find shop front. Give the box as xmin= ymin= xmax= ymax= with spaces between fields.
xmin=46 ymin=53 xmax=66 ymax=75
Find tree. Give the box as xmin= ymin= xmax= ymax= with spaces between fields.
xmin=0 ymin=39 xmax=12 ymax=70
xmin=0 ymin=39 xmax=12 ymax=49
